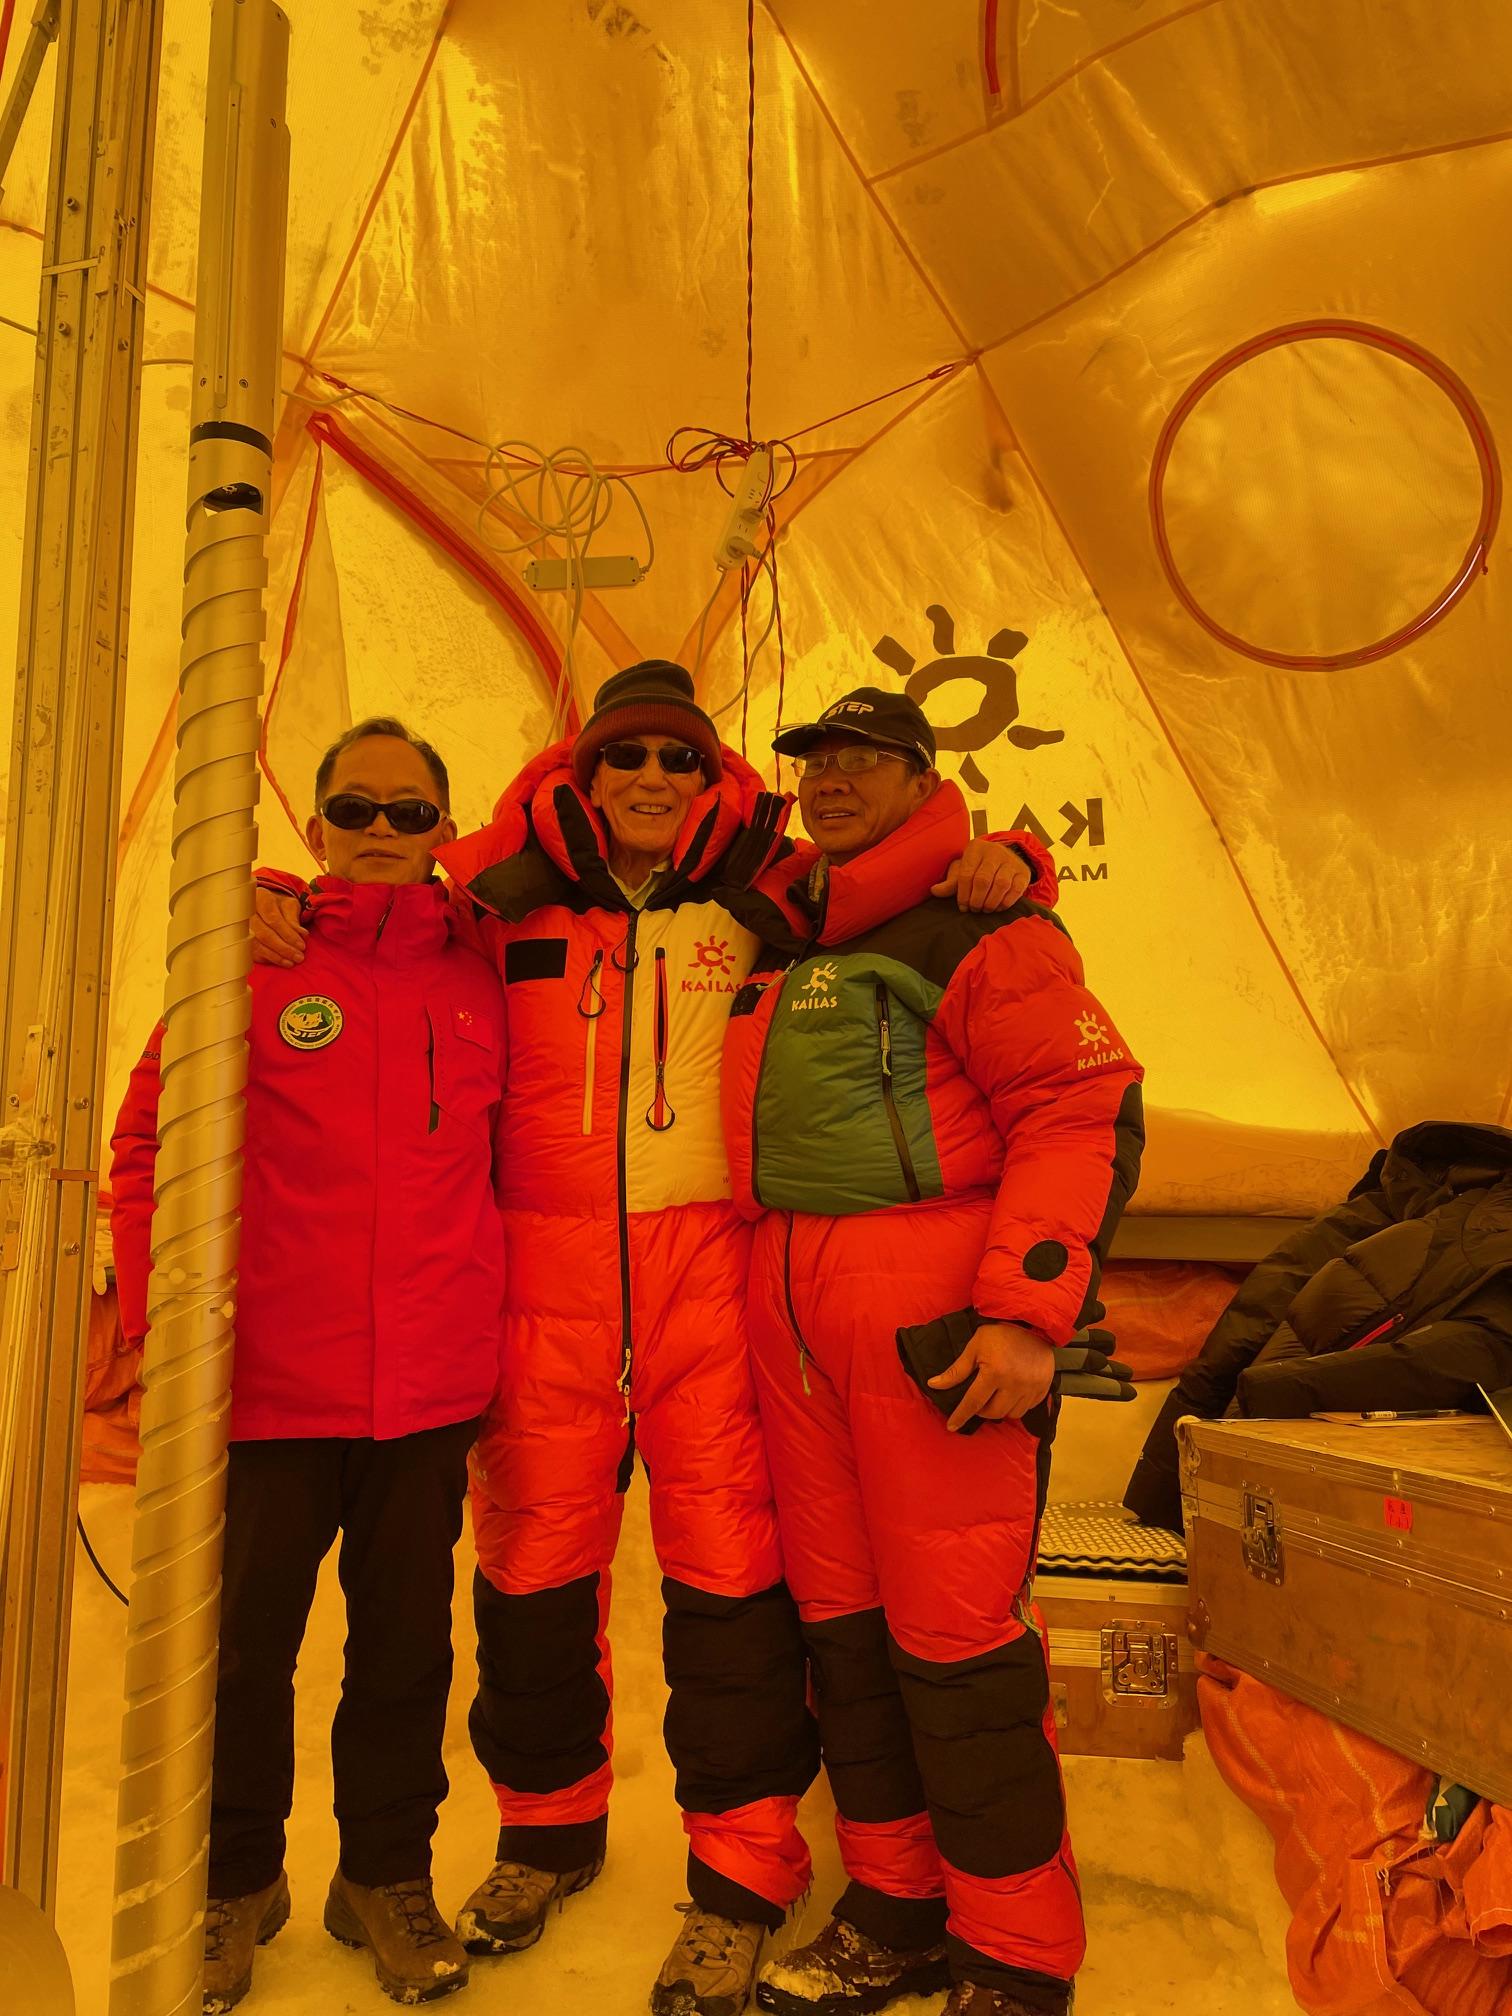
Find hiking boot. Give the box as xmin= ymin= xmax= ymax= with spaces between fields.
xmin=323 ymin=1871 xmax=469 ymax=2004
xmin=650 ymin=1903 xmax=768 ymax=2016
xmin=756 ymin=1914 xmax=950 ymax=2015
xmin=454 ymin=1855 xmax=604 ymax=1955
xmin=202 ymin=1873 xmax=291 ymax=2014
xmin=943 ymin=1985 xmax=1068 ymax=2016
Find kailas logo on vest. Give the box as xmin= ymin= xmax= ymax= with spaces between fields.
xmin=683 ymin=934 xmax=738 ymax=994
xmin=792 ymin=962 xmax=839 ymax=1012
xmin=1075 ymin=1010 xmax=1109 ymax=1048
xmin=279 ymin=994 xmax=343 ymax=1051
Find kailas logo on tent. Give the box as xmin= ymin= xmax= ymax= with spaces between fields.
xmin=279 ymin=994 xmax=344 ymax=1051
xmin=873 ymin=604 xmax=1064 ymax=794
xmin=792 ymin=961 xmax=840 ymax=1012
xmin=873 ymin=604 xmax=1112 ymax=884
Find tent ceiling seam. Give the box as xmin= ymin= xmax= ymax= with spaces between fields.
xmin=883 ymin=0 xmax=1223 ymax=186
xmin=766 ymin=3 xmax=971 ymax=354
xmin=978 ymin=125 xmax=1512 ymax=361
xmin=299 ymin=2 xmax=451 ymax=369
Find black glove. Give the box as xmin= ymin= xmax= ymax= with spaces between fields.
xmin=1055 ymin=1342 xmax=1136 ymax=1402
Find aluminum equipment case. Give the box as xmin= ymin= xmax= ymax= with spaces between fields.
xmin=1034 ymin=1500 xmax=1199 ymax=1761
xmin=1178 ymin=1414 xmax=1512 ymax=1803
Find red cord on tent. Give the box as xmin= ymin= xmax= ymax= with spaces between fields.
xmin=983 ymin=0 xmax=1002 ymax=99
xmin=0 ymin=0 xmax=17 ymax=77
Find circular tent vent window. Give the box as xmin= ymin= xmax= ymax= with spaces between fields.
xmin=1150 ymin=321 xmax=1500 ymax=670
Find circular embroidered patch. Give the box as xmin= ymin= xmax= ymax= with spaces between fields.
xmin=278 ymin=994 xmax=343 ymax=1051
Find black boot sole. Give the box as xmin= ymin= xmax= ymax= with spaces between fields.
xmin=755 ymin=1954 xmax=953 ymax=2016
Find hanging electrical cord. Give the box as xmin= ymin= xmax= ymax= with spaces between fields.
xmin=474 ymin=441 xmax=656 ymax=741
xmin=708 ymin=537 xmax=781 ymax=721
xmin=77 ymin=1510 xmax=128 ymax=1606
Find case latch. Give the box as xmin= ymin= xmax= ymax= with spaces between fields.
xmin=1242 ymin=1489 xmax=1284 ymax=1584
xmin=1101 ymin=1624 xmax=1177 ymax=1703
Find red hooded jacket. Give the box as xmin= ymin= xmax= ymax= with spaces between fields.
xmin=109 ymin=878 xmax=508 ymax=1442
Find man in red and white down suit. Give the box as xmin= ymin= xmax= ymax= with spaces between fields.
xmin=721 ymin=689 xmax=1145 ymax=2016
xmin=250 ymin=662 xmax=1051 ymax=2014
xmin=112 ymin=721 xmax=502 ymax=2009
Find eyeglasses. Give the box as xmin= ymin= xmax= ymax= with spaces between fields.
xmin=599 ymin=741 xmax=705 ymax=777
xmin=792 ymin=744 xmax=916 ymax=780
xmin=320 ymin=793 xmax=444 ymax=835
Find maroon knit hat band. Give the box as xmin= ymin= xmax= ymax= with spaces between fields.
xmin=570 ymin=662 xmax=723 ymax=789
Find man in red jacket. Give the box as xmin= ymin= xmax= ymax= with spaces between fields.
xmin=111 ymin=719 xmax=507 ymax=2012
xmin=722 ymin=689 xmax=1145 ymax=2016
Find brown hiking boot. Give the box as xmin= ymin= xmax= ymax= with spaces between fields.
xmin=650 ymin=1904 xmax=768 ymax=2016
xmin=453 ymin=1855 xmax=603 ymax=1955
xmin=323 ymin=1871 xmax=468 ymax=2004
xmin=943 ymin=1985 xmax=1066 ymax=2016
xmin=756 ymin=1914 xmax=949 ymax=2014
xmin=201 ymin=1873 xmax=291 ymax=2014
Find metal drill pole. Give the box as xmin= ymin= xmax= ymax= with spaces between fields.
xmin=0 ymin=0 xmax=164 ymax=1964
xmin=107 ymin=4 xmax=289 ymax=2008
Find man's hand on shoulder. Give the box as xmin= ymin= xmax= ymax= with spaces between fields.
xmin=251 ymin=884 xmax=308 ymax=967
xmin=931 ymin=837 xmax=1032 ymax=914
xmin=929 ymin=1319 xmax=1056 ymax=1431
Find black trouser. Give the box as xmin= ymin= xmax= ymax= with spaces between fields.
xmin=209 ymin=1421 xmax=475 ymax=1899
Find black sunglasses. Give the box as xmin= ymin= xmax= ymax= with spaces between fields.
xmin=599 ymin=741 xmax=704 ymax=776
xmin=320 ymin=793 xmax=444 ymax=836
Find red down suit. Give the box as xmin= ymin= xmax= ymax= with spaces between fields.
xmin=722 ymin=783 xmax=1145 ymax=2008
xmin=433 ymin=743 xmax=825 ymax=1924
xmin=110 ymin=877 xmax=508 ymax=1443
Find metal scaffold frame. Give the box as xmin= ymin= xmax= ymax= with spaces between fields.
xmin=0 ymin=0 xmax=166 ymax=1958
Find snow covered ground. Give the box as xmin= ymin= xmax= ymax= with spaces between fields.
xmin=59 ymin=1384 xmax=1300 ymax=2013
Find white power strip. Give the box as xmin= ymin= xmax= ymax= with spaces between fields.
xmin=524 ymin=554 xmax=647 ymax=590
xmin=713 ymin=448 xmax=773 ymax=570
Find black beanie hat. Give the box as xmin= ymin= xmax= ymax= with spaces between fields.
xmin=571 ymin=660 xmax=723 ymax=789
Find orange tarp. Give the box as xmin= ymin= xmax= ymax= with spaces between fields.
xmin=1098 ymin=1259 xmax=1243 ymax=1381
xmin=1199 ymin=1656 xmax=1512 ymax=2015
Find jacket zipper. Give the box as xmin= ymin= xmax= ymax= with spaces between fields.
xmin=613 ymin=917 xmax=639 ymax=1413
xmin=875 ymin=982 xmax=922 ymax=1203
xmin=782 ymin=1214 xmax=812 ymax=1396
xmin=579 ymin=949 xmax=605 ymax=1137
xmin=425 ymin=1009 xmax=440 ymax=1134
xmin=647 ymin=946 xmax=674 ymax=1130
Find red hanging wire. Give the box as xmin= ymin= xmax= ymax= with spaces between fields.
xmin=744 ymin=0 xmax=756 ymax=444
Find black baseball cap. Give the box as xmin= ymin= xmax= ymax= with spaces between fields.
xmin=772 ymin=686 xmax=936 ymax=767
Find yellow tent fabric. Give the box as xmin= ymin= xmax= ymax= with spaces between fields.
xmin=3 ymin=0 xmax=1508 ymax=1216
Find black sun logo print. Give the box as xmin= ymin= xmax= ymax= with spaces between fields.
xmin=874 ymin=604 xmax=1065 ymax=793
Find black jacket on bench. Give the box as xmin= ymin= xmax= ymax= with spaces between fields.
xmin=1124 ymin=1121 xmax=1512 ymax=1531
